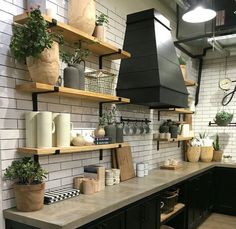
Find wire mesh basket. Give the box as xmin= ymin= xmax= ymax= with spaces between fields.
xmin=85 ymin=69 xmax=116 ymax=95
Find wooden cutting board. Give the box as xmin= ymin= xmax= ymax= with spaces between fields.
xmin=115 ymin=146 xmax=135 ymax=181
xmin=160 ymin=164 xmax=183 ymax=170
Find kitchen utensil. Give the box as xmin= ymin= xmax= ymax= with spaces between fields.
xmin=37 ymin=112 xmax=55 ymax=148
xmin=25 ymin=111 xmax=38 ymax=148
xmin=115 ymin=146 xmax=135 ymax=181
xmin=160 ymin=164 xmax=183 ymax=170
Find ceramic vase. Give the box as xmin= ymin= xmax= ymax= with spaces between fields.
xmin=25 ymin=112 xmax=38 ymax=148
xmin=37 ymin=112 xmax=55 ymax=148
xmin=105 ymin=124 xmax=116 ymax=143
xmin=64 ymin=63 xmax=85 ymax=90
xmin=116 ymin=124 xmax=124 ymax=143
xmin=68 ymin=0 xmax=96 ymax=35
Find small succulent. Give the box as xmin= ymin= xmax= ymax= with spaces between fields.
xmin=213 ymin=134 xmax=221 ymax=151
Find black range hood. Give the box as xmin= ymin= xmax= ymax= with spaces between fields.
xmin=116 ymin=9 xmax=189 ymax=108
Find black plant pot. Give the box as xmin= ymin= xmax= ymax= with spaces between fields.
xmin=105 ymin=124 xmax=116 ymax=143
xmin=170 ymin=125 xmax=179 ymax=138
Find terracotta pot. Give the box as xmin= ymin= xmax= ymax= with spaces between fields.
xmin=187 ymin=146 xmax=201 ymax=163
xmin=93 ymin=25 xmax=106 ymax=41
xmin=68 ymin=0 xmax=96 ymax=35
xmin=26 ymin=42 xmax=60 ymax=85
xmin=213 ymin=150 xmax=223 ymax=162
xmin=14 ymin=183 xmax=45 ymax=212
xmin=200 ymin=146 xmax=213 ymax=162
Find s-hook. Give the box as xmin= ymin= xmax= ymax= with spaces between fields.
xmin=222 ymin=85 xmax=236 ymax=106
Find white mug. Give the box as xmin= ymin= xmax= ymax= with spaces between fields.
xmin=37 ymin=112 xmax=55 ymax=148
xmin=52 ymin=113 xmax=59 ymax=147
xmin=25 ymin=112 xmax=38 ymax=147
xmin=56 ymin=113 xmax=72 ymax=147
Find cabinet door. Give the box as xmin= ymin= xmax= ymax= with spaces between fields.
xmin=87 ymin=212 xmax=125 ymax=229
xmin=126 ymin=195 xmax=159 ymax=229
xmin=214 ymin=167 xmax=236 ymax=215
xmin=6 ymin=219 xmax=39 ymax=229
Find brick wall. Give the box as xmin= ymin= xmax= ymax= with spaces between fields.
xmin=0 ymin=0 xmax=186 ymax=226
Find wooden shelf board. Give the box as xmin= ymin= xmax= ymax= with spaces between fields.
xmin=17 ymin=143 xmax=129 ymax=155
xmin=16 ymin=83 xmax=130 ymax=103
xmin=158 ymin=108 xmax=194 ymax=114
xmin=161 ymin=203 xmax=185 ymax=223
xmin=156 ymin=136 xmax=193 ymax=142
xmin=184 ymin=79 xmax=197 ymax=86
xmin=13 ymin=13 xmax=131 ymax=60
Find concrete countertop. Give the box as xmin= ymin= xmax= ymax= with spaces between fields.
xmin=4 ymin=162 xmax=236 ymax=229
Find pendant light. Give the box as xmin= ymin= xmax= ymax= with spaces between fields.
xmin=182 ymin=0 xmax=216 ymax=23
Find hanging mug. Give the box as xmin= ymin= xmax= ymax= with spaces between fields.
xmin=37 ymin=112 xmax=55 ymax=148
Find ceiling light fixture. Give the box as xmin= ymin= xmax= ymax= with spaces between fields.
xmin=182 ymin=5 xmax=216 ymax=23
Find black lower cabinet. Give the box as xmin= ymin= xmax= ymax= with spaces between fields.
xmin=214 ymin=167 xmax=236 ymax=216
xmin=6 ymin=219 xmax=39 ymax=229
xmin=87 ymin=211 xmax=125 ymax=229
xmin=126 ymin=195 xmax=160 ymax=229
xmin=187 ymin=171 xmax=213 ymax=229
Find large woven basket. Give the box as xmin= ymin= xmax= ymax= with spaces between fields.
xmin=200 ymin=146 xmax=213 ymax=162
xmin=187 ymin=146 xmax=201 ymax=162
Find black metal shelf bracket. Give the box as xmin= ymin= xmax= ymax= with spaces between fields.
xmin=209 ymin=121 xmax=236 ymax=127
xmin=34 ymin=155 xmax=39 ymax=163
xmin=99 ymin=49 xmax=122 ymax=69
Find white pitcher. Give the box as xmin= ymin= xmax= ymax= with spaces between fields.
xmin=37 ymin=112 xmax=55 ymax=148
xmin=56 ymin=113 xmax=72 ymax=147
xmin=52 ymin=113 xmax=59 ymax=147
xmin=25 ymin=111 xmax=38 ymax=148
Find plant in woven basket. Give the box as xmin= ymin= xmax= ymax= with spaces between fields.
xmin=10 ymin=8 xmax=64 ymax=85
xmin=215 ymin=111 xmax=233 ymax=126
xmin=4 ymin=157 xmax=47 ymax=212
xmin=10 ymin=8 xmax=63 ymax=61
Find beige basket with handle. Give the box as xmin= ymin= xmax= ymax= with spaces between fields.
xmin=200 ymin=146 xmax=213 ymax=162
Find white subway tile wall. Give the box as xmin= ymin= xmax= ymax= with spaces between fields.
xmin=0 ymin=0 xmax=185 ymax=216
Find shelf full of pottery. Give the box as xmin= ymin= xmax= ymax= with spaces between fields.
xmin=153 ymin=119 xmax=194 ymax=142
xmin=20 ymin=111 xmax=128 ymax=156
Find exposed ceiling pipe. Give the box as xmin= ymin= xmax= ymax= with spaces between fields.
xmin=175 ymin=0 xmax=190 ymax=10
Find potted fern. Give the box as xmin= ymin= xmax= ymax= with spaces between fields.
xmin=4 ymin=157 xmax=47 ymax=212
xmin=215 ymin=111 xmax=233 ymax=126
xmin=213 ymin=134 xmax=223 ymax=162
xmin=93 ymin=13 xmax=109 ymax=41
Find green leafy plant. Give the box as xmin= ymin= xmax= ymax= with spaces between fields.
xmin=96 ymin=13 xmax=109 ymax=26
xmin=10 ymin=8 xmax=63 ymax=61
xmin=4 ymin=157 xmax=47 ymax=185
xmin=178 ymin=56 xmax=186 ymax=65
xmin=101 ymin=107 xmax=116 ymax=125
xmin=213 ymin=134 xmax=221 ymax=151
xmin=215 ymin=111 xmax=233 ymax=126
xmin=199 ymin=132 xmax=208 ymax=139
xmin=60 ymin=47 xmax=90 ymax=65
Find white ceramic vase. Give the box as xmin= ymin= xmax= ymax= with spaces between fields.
xmin=37 ymin=112 xmax=55 ymax=148
xmin=56 ymin=113 xmax=72 ymax=147
xmin=25 ymin=111 xmax=38 ymax=148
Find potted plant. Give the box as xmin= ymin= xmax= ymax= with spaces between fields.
xmin=10 ymin=8 xmax=63 ymax=85
xmin=60 ymin=47 xmax=90 ymax=90
xmin=103 ymin=107 xmax=117 ymax=143
xmin=213 ymin=134 xmax=223 ymax=162
xmin=159 ymin=123 xmax=170 ymax=139
xmin=197 ymin=132 xmax=214 ymax=162
xmin=186 ymin=138 xmax=201 ymax=163
xmin=214 ymin=111 xmax=233 ymax=126
xmin=4 ymin=157 xmax=47 ymax=212
xmin=93 ymin=13 xmax=109 ymax=41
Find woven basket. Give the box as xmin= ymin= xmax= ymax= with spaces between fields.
xmin=200 ymin=146 xmax=213 ymax=162
xmin=187 ymin=146 xmax=201 ymax=162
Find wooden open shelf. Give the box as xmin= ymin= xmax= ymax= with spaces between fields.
xmin=155 ymin=136 xmax=193 ymax=142
xmin=161 ymin=203 xmax=185 ymax=223
xmin=17 ymin=143 xmax=129 ymax=156
xmin=184 ymin=79 xmax=197 ymax=87
xmin=13 ymin=13 xmax=131 ymax=60
xmin=16 ymin=82 xmax=130 ymax=103
xmin=158 ymin=108 xmax=194 ymax=114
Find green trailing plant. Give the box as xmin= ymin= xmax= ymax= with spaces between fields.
xmin=178 ymin=56 xmax=186 ymax=65
xmin=213 ymin=134 xmax=221 ymax=151
xmin=159 ymin=124 xmax=169 ymax=133
xmin=215 ymin=111 xmax=233 ymax=121
xmin=96 ymin=13 xmax=109 ymax=26
xmin=4 ymin=157 xmax=47 ymax=185
xmin=101 ymin=107 xmax=116 ymax=125
xmin=10 ymin=8 xmax=63 ymax=61
xmin=60 ymin=47 xmax=90 ymax=65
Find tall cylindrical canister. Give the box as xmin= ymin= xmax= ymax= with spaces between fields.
xmin=25 ymin=111 xmax=38 ymax=147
